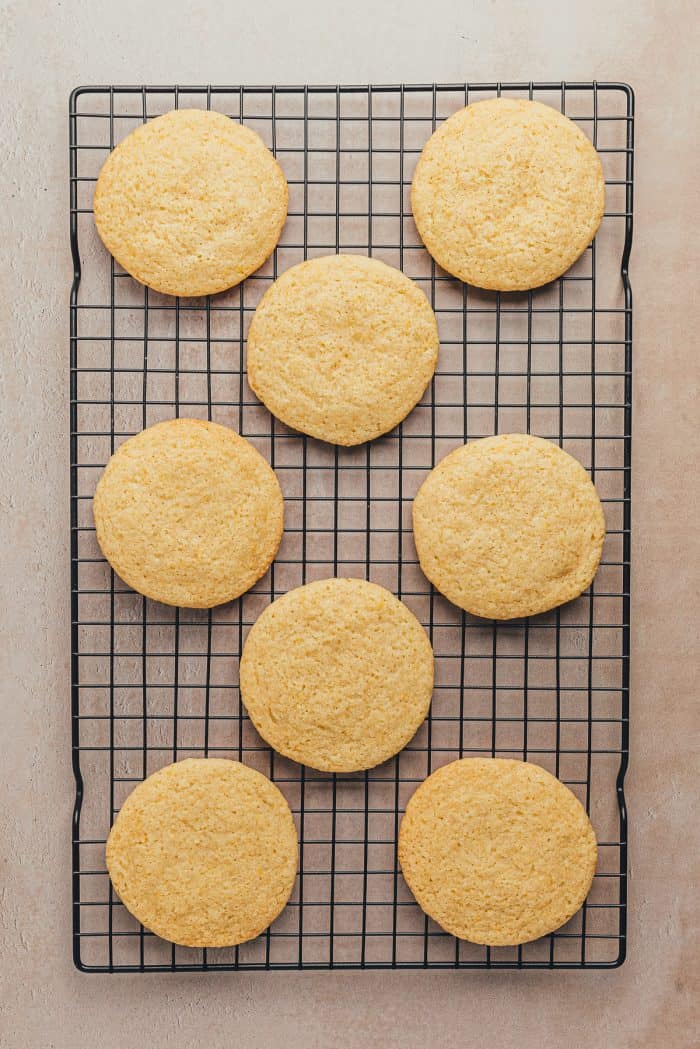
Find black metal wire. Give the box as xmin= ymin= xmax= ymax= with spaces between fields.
xmin=69 ymin=82 xmax=633 ymax=972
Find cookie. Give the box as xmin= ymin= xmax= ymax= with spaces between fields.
xmin=412 ymin=433 xmax=605 ymax=619
xmin=411 ymin=98 xmax=605 ymax=290
xmin=106 ymin=758 xmax=298 ymax=947
xmin=239 ymin=578 xmax=434 ymax=772
xmin=246 ymin=254 xmax=439 ymax=445
xmin=94 ymin=108 xmax=287 ymax=297
xmin=93 ymin=418 xmax=283 ymax=608
xmin=399 ymin=758 xmax=597 ymax=945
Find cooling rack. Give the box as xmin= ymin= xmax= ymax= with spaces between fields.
xmin=69 ymin=82 xmax=633 ymax=971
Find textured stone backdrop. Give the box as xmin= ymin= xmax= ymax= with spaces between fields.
xmin=1 ymin=2 xmax=697 ymax=1046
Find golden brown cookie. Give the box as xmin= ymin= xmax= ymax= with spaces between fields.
xmin=246 ymin=254 xmax=439 ymax=445
xmin=106 ymin=758 xmax=298 ymax=947
xmin=94 ymin=108 xmax=287 ymax=297
xmin=411 ymin=98 xmax=605 ymax=290
xmin=412 ymin=433 xmax=605 ymax=619
xmin=239 ymin=578 xmax=434 ymax=771
xmin=93 ymin=418 xmax=283 ymax=608
xmin=399 ymin=758 xmax=597 ymax=945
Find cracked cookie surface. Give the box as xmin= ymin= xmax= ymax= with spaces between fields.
xmin=106 ymin=758 xmax=298 ymax=947
xmin=240 ymin=578 xmax=434 ymax=771
xmin=94 ymin=108 xmax=287 ymax=297
xmin=411 ymin=98 xmax=604 ymax=290
xmin=399 ymin=758 xmax=597 ymax=945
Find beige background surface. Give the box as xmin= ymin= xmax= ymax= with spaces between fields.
xmin=1 ymin=1 xmax=698 ymax=1046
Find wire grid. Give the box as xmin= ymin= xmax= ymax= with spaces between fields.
xmin=70 ymin=82 xmax=633 ymax=972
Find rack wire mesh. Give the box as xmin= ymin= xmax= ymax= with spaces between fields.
xmin=70 ymin=82 xmax=633 ymax=972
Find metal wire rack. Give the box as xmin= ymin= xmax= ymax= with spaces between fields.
xmin=70 ymin=82 xmax=633 ymax=972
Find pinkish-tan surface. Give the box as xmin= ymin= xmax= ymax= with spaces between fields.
xmin=1 ymin=2 xmax=698 ymax=1047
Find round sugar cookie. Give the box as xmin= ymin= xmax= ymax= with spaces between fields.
xmin=94 ymin=108 xmax=288 ymax=297
xmin=93 ymin=418 xmax=283 ymax=608
xmin=412 ymin=433 xmax=605 ymax=620
xmin=239 ymin=578 xmax=434 ymax=772
xmin=411 ymin=98 xmax=605 ymax=290
xmin=106 ymin=758 xmax=298 ymax=947
xmin=399 ymin=758 xmax=597 ymax=945
xmin=246 ymin=254 xmax=439 ymax=445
